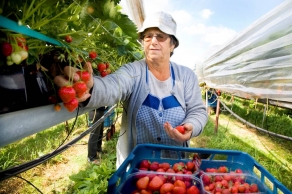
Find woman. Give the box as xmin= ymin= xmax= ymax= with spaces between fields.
xmin=54 ymin=11 xmax=208 ymax=168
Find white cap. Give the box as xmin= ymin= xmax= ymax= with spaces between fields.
xmin=138 ymin=11 xmax=179 ymax=48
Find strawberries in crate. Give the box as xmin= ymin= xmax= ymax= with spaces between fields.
xmin=200 ymin=172 xmax=265 ymax=194
xmin=126 ymin=171 xmax=202 ymax=194
xmin=137 ymin=156 xmax=201 ymax=176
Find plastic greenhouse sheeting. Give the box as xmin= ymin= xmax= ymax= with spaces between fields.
xmin=196 ymin=0 xmax=292 ymax=106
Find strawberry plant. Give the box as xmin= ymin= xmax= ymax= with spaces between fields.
xmin=0 ymin=0 xmax=144 ymax=113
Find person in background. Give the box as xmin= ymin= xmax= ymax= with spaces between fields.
xmin=207 ymin=89 xmax=218 ymax=115
xmin=207 ymin=88 xmax=221 ymax=115
xmin=54 ymin=11 xmax=208 ymax=168
xmin=87 ymin=106 xmax=106 ymax=164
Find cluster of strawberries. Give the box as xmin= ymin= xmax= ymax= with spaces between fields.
xmin=57 ymin=70 xmax=91 ymax=112
xmin=199 ymin=167 xmax=260 ymax=193
xmin=97 ymin=62 xmax=111 ymax=77
xmin=56 ymin=49 xmax=112 ymax=112
xmin=133 ymin=174 xmax=201 ymax=194
xmin=1 ymin=35 xmax=28 ymax=66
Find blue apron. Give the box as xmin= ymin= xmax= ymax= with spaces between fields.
xmin=136 ymin=65 xmax=186 ymax=147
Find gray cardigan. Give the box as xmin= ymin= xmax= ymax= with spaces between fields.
xmin=86 ymin=59 xmax=208 ymax=167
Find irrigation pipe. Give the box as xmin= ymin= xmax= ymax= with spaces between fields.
xmin=0 ymin=105 xmax=117 ymax=182
xmin=220 ymin=100 xmax=292 ymax=141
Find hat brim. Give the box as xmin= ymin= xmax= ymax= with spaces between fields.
xmin=138 ymin=24 xmax=179 ymax=48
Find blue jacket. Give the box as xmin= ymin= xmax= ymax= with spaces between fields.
xmin=86 ymin=59 xmax=208 ymax=167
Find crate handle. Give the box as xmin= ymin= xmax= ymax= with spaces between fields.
xmin=107 ymin=153 xmax=135 ymax=193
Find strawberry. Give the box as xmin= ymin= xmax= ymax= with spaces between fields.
xmin=148 ymin=176 xmax=164 ymax=191
xmin=184 ymin=180 xmax=192 ymax=189
xmin=222 ymin=188 xmax=231 ymax=194
xmin=223 ymin=174 xmax=232 ymax=182
xmin=185 ymin=161 xmax=195 ymax=172
xmin=100 ymin=70 xmax=108 ymax=77
xmin=172 ymin=163 xmax=183 ymax=172
xmin=139 ymin=160 xmax=151 ymax=169
xmin=175 ymin=126 xmax=185 ymax=134
xmin=209 ymin=183 xmax=215 ymax=191
xmin=174 ymin=171 xmax=184 ymax=181
xmin=249 ymin=183 xmax=258 ymax=192
xmin=218 ymin=166 xmax=228 ymax=173
xmin=73 ymin=81 xmax=87 ymax=98
xmin=214 ymin=175 xmax=223 ymax=182
xmin=238 ymin=184 xmax=246 ymax=193
xmin=231 ymin=185 xmax=238 ymax=193
xmin=156 ymin=168 xmax=165 ymax=172
xmin=174 ymin=180 xmax=186 ymax=189
xmin=1 ymin=42 xmax=13 ymax=56
xmin=136 ymin=176 xmax=149 ymax=190
xmin=149 ymin=161 xmax=159 ymax=171
xmin=65 ymin=35 xmax=73 ymax=43
xmin=11 ymin=52 xmax=22 ymax=65
xmin=243 ymin=183 xmax=250 ymax=190
xmin=89 ymin=51 xmax=97 ymax=59
xmin=131 ymin=190 xmax=140 ymax=194
xmin=105 ymin=62 xmax=110 ymax=69
xmin=48 ymin=95 xmax=58 ymax=104
xmin=187 ymin=185 xmax=200 ymax=194
xmin=17 ymin=37 xmax=27 ymax=50
xmin=63 ymin=98 xmax=78 ymax=112
xmin=221 ymin=179 xmax=229 ymax=188
xmin=76 ymin=70 xmax=90 ymax=83
xmin=97 ymin=63 xmax=107 ymax=72
xmin=235 ymin=168 xmax=243 ymax=173
xmin=58 ymin=85 xmax=76 ymax=103
xmin=140 ymin=190 xmax=152 ymax=194
xmin=54 ymin=104 xmax=61 ymax=111
xmin=160 ymin=183 xmax=174 ymax=194
xmin=183 ymin=171 xmax=192 ymax=181
xmin=159 ymin=162 xmax=170 ymax=171
xmin=201 ymin=174 xmax=212 ymax=185
xmin=19 ymin=50 xmax=28 ymax=60
xmin=173 ymin=186 xmax=186 ymax=194
xmin=147 ymin=173 xmax=156 ymax=181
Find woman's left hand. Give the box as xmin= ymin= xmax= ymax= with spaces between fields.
xmin=164 ymin=122 xmax=193 ymax=142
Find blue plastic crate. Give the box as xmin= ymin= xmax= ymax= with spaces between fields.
xmin=104 ymin=110 xmax=115 ymax=127
xmin=107 ymin=144 xmax=291 ymax=194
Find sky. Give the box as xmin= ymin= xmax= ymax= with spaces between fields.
xmin=119 ymin=0 xmax=286 ymax=70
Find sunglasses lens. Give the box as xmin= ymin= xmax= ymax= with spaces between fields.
xmin=143 ymin=34 xmax=168 ymax=42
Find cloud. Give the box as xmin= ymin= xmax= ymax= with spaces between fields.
xmin=183 ymin=23 xmax=237 ymax=45
xmin=172 ymin=10 xmax=192 ymax=25
xmin=172 ymin=46 xmax=203 ymax=69
xmin=199 ymin=9 xmax=213 ymax=19
xmin=202 ymin=26 xmax=237 ymax=46
xmin=183 ymin=23 xmax=206 ymax=35
xmin=143 ymin=0 xmax=171 ymax=16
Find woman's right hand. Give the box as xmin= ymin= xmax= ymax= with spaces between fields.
xmin=53 ymin=62 xmax=94 ymax=102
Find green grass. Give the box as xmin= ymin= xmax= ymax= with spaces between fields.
xmin=0 ymin=114 xmax=88 ymax=171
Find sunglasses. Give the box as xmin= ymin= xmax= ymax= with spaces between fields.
xmin=142 ymin=33 xmax=169 ymax=42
